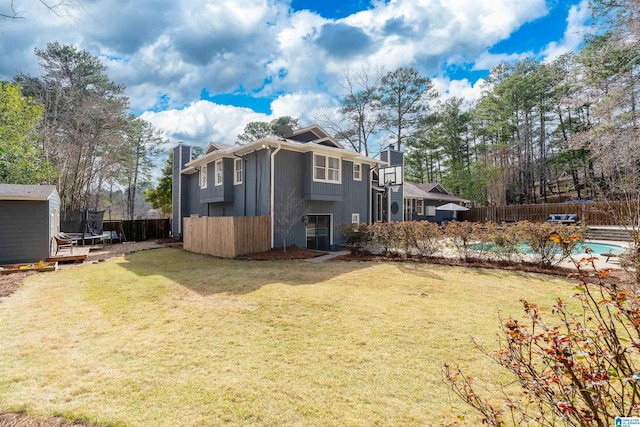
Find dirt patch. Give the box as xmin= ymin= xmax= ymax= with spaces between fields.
xmin=237 ymin=245 xmax=327 ymax=260
xmin=0 ymin=271 xmax=35 ymax=298
xmin=0 ymin=412 xmax=91 ymax=426
xmin=0 ymin=239 xmax=182 ymax=299
xmin=83 ymin=238 xmax=182 ymax=263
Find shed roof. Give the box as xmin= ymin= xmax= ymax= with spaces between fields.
xmin=0 ymin=184 xmax=58 ymax=201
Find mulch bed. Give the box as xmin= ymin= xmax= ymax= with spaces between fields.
xmin=333 ymin=251 xmax=631 ymax=285
xmin=237 ymin=245 xmax=327 ymax=260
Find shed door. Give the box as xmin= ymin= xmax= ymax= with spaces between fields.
xmin=306 ymin=215 xmax=330 ymax=251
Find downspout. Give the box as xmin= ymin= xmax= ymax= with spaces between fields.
xmin=270 ymin=143 xmax=282 ymax=248
xmin=368 ymin=165 xmax=374 ymax=224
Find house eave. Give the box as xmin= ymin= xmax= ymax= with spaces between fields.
xmin=184 ymin=137 xmax=383 ymax=171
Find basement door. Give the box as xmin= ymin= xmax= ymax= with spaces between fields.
xmin=306 ymin=215 xmax=331 ymax=251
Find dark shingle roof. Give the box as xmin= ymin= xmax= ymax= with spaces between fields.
xmin=0 ymin=184 xmax=58 ymax=200
xmin=403 ymin=182 xmax=467 ymax=203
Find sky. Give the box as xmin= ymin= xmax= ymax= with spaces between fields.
xmin=0 ymin=0 xmax=592 ymax=153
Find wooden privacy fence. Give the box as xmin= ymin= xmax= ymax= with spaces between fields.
xmin=103 ymin=219 xmax=171 ymax=241
xmin=459 ymin=201 xmax=636 ymax=226
xmin=183 ymin=216 xmax=271 ymax=258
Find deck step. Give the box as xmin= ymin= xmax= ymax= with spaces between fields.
xmin=586 ymin=227 xmax=633 ymax=242
xmin=47 ymin=247 xmax=90 ymax=262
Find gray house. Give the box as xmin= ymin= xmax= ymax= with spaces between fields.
xmin=0 ymin=184 xmax=61 ymax=264
xmin=173 ymin=125 xmax=384 ymax=250
xmin=403 ymin=182 xmax=468 ymax=222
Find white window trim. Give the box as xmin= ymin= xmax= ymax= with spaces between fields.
xmin=426 ymin=205 xmax=436 ymax=217
xmin=313 ymin=153 xmax=341 ymax=184
xmin=351 ymin=213 xmax=360 ymax=224
xmin=234 ymin=158 xmax=243 ymax=185
xmin=200 ymin=164 xmax=208 ymax=189
xmin=353 ymin=163 xmax=362 ymax=181
xmin=416 ymin=199 xmax=423 ymax=215
xmin=215 ymin=159 xmax=223 ymax=186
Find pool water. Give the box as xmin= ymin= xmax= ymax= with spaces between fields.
xmin=573 ymin=242 xmax=626 ymax=255
xmin=471 ymin=241 xmax=627 ymax=255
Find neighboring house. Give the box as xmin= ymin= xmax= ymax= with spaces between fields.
xmin=377 ymin=145 xmax=468 ymax=223
xmin=173 ymin=125 xmax=384 ymax=250
xmin=403 ymin=182 xmax=469 ymax=222
xmin=0 ymin=184 xmax=61 ymax=264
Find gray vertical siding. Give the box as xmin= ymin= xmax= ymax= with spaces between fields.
xmin=273 ymin=151 xmax=370 ymax=248
xmin=172 ymin=144 xmax=192 ymax=236
xmin=0 ymin=201 xmax=50 ymax=264
xmin=302 ymin=152 xmax=344 ymax=201
xmin=188 ymin=175 xmax=206 ymax=216
xmin=273 ymin=150 xmax=306 ymax=248
xmin=244 ymin=149 xmax=270 ymax=216
xmin=198 ymin=158 xmax=234 ymax=204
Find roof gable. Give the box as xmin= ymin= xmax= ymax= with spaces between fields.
xmin=205 ymin=142 xmax=234 ymax=154
xmin=289 ymin=125 xmax=344 ymax=149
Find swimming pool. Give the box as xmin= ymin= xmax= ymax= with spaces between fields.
xmin=471 ymin=241 xmax=627 ymax=255
xmin=572 ymin=242 xmax=626 ymax=255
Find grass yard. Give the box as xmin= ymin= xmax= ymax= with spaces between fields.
xmin=0 ymin=248 xmax=575 ymax=426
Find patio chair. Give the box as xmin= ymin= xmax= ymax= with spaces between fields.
xmin=54 ymin=232 xmax=77 ymax=254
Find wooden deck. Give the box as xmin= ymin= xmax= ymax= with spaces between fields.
xmin=47 ymin=246 xmax=90 ymax=262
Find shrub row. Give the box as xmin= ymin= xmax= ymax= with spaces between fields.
xmin=337 ymin=221 xmax=586 ymax=267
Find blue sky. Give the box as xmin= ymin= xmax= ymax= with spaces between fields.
xmin=0 ymin=0 xmax=591 ymax=150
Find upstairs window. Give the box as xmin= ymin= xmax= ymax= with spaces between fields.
xmin=328 ymin=157 xmax=340 ymax=182
xmin=215 ymin=159 xmax=223 ymax=186
xmin=200 ymin=165 xmax=207 ymax=189
xmin=313 ymin=154 xmax=341 ymax=184
xmin=234 ymin=158 xmax=243 ymax=185
xmin=353 ymin=163 xmax=362 ymax=181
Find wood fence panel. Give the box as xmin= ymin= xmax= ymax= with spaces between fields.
xmin=183 ymin=216 xmax=271 ymax=258
xmin=234 ymin=216 xmax=271 ymax=255
xmin=458 ymin=202 xmax=635 ymax=226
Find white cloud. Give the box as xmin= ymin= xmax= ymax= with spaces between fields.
xmin=433 ymin=77 xmax=486 ymax=103
xmin=140 ymin=101 xmax=269 ymax=148
xmin=472 ymin=51 xmax=534 ymax=71
xmin=271 ymin=92 xmax=338 ymax=125
xmin=0 ymin=0 xmax=586 ymax=150
xmin=541 ymin=0 xmax=592 ymax=61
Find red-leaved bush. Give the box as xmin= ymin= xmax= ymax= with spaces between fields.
xmin=443 ymin=235 xmax=640 ymax=426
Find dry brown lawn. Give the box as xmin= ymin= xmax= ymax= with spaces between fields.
xmin=0 ymin=248 xmax=575 ymax=426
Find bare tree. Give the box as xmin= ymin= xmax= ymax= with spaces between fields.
xmin=1 ymin=0 xmax=81 ymax=20
xmin=318 ymin=65 xmax=385 ymax=156
xmin=274 ymin=186 xmax=305 ymax=254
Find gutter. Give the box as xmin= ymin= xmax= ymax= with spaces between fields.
xmin=270 ymin=142 xmax=282 ymax=248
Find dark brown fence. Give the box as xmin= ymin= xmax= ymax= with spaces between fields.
xmin=103 ymin=219 xmax=171 ymax=241
xmin=183 ymin=216 xmax=271 ymax=258
xmin=458 ymin=202 xmax=635 ymax=226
